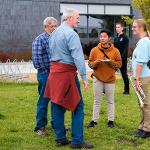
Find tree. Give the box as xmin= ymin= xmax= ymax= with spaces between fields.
xmin=132 ymin=0 xmax=150 ymax=31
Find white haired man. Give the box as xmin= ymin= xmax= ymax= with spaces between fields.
xmin=44 ymin=8 xmax=94 ymax=148
xmin=32 ymin=17 xmax=58 ymax=136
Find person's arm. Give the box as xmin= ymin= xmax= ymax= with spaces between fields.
xmin=134 ymin=40 xmax=149 ymax=89
xmin=108 ymin=50 xmax=122 ymax=70
xmin=122 ymin=36 xmax=129 ymax=58
xmin=68 ymin=33 xmax=87 ymax=81
xmin=88 ymin=49 xmax=101 ymax=69
xmin=134 ymin=64 xmax=143 ymax=90
xmin=32 ymin=39 xmax=43 ymax=69
xmin=68 ymin=33 xmax=89 ymax=90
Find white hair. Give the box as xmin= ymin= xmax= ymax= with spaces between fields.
xmin=43 ymin=17 xmax=57 ymax=26
xmin=62 ymin=8 xmax=79 ymax=21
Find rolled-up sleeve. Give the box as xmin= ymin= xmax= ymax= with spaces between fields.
xmin=136 ymin=41 xmax=149 ymax=64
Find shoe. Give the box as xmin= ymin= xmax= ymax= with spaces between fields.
xmin=56 ymin=139 xmax=70 ymax=147
xmin=123 ymin=91 xmax=129 ymax=95
xmin=135 ymin=130 xmax=150 ymax=138
xmin=71 ymin=142 xmax=94 ymax=149
xmin=87 ymin=121 xmax=97 ymax=128
xmin=141 ymin=131 xmax=150 ymax=138
xmin=35 ymin=127 xmax=48 ymax=136
xmin=108 ymin=121 xmax=115 ymax=128
xmin=134 ymin=129 xmax=144 ymax=137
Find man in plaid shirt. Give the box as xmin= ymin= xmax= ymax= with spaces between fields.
xmin=32 ymin=17 xmax=58 ymax=136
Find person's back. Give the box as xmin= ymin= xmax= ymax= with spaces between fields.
xmin=50 ymin=22 xmax=81 ymax=65
xmin=44 ymin=8 xmax=93 ymax=149
xmin=49 ymin=21 xmax=86 ymax=81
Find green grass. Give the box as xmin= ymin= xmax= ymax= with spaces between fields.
xmin=0 ymin=80 xmax=150 ymax=150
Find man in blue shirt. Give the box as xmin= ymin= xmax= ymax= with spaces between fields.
xmin=32 ymin=17 xmax=58 ymax=136
xmin=48 ymin=8 xmax=93 ymax=148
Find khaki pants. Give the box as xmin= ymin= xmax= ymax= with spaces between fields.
xmin=139 ymin=76 xmax=150 ymax=132
xmin=92 ymin=76 xmax=115 ymax=122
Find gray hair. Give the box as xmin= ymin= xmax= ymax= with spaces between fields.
xmin=62 ymin=8 xmax=79 ymax=21
xmin=43 ymin=17 xmax=57 ymax=26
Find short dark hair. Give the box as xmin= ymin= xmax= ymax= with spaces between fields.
xmin=116 ymin=22 xmax=125 ymax=27
xmin=100 ymin=29 xmax=112 ymax=37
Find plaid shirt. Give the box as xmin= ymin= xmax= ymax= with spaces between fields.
xmin=32 ymin=32 xmax=51 ymax=69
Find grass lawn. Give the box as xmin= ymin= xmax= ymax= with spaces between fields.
xmin=0 ymin=79 xmax=150 ymax=150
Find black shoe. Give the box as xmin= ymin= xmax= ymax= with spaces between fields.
xmin=108 ymin=121 xmax=115 ymax=128
xmin=71 ymin=142 xmax=94 ymax=149
xmin=56 ymin=139 xmax=70 ymax=147
xmin=123 ymin=91 xmax=129 ymax=95
xmin=135 ymin=130 xmax=150 ymax=138
xmin=134 ymin=129 xmax=144 ymax=137
xmin=141 ymin=131 xmax=150 ymax=138
xmin=87 ymin=121 xmax=97 ymax=128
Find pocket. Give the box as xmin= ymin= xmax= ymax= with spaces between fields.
xmin=64 ymin=84 xmax=71 ymax=98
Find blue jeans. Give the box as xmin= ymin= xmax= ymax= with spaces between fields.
xmin=51 ymin=76 xmax=84 ymax=144
xmin=35 ymin=71 xmax=53 ymax=131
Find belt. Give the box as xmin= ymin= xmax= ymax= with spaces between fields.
xmin=37 ymin=68 xmax=50 ymax=73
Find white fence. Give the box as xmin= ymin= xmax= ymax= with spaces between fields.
xmin=0 ymin=59 xmax=36 ymax=82
xmin=0 ymin=60 xmax=92 ymax=82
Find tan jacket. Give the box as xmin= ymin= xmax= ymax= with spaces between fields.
xmin=88 ymin=43 xmax=122 ymax=83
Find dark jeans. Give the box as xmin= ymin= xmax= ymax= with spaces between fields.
xmin=120 ymin=57 xmax=129 ymax=93
xmin=51 ymin=76 xmax=84 ymax=144
xmin=35 ymin=71 xmax=53 ymax=131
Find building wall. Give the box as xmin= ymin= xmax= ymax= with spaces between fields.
xmin=0 ymin=0 xmax=132 ymax=52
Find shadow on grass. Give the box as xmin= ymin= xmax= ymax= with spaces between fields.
xmin=0 ymin=113 xmax=5 ymax=120
xmin=117 ymin=135 xmax=144 ymax=148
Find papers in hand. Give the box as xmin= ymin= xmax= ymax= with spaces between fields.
xmin=99 ymin=59 xmax=111 ymax=62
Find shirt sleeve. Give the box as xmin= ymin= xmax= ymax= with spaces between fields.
xmin=88 ymin=48 xmax=98 ymax=69
xmin=68 ymin=33 xmax=87 ymax=81
xmin=32 ymin=39 xmax=43 ymax=69
xmin=135 ymin=40 xmax=150 ymax=64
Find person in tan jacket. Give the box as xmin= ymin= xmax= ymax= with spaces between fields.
xmin=87 ymin=29 xmax=122 ymax=128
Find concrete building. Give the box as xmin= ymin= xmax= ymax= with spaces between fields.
xmin=0 ymin=0 xmax=139 ymax=57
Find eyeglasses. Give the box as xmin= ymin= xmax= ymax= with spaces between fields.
xmin=48 ymin=25 xmax=57 ymax=28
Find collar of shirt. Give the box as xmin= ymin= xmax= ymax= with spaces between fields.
xmin=117 ymin=33 xmax=124 ymax=38
xmin=62 ymin=22 xmax=74 ymax=30
xmin=44 ymin=31 xmax=50 ymax=37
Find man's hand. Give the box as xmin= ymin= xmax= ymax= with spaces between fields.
xmin=83 ymin=80 xmax=89 ymax=91
xmin=92 ymin=59 xmax=101 ymax=68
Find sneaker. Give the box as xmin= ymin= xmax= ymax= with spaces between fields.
xmin=134 ymin=129 xmax=144 ymax=137
xmin=87 ymin=121 xmax=97 ymax=128
xmin=71 ymin=142 xmax=94 ymax=149
xmin=140 ymin=131 xmax=150 ymax=138
xmin=56 ymin=139 xmax=70 ymax=147
xmin=108 ymin=121 xmax=115 ymax=128
xmin=135 ymin=130 xmax=150 ymax=138
xmin=35 ymin=127 xmax=48 ymax=136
